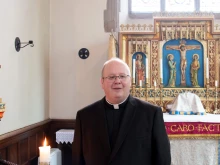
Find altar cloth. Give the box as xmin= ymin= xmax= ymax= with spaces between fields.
xmin=169 ymin=92 xmax=205 ymax=115
xmin=163 ymin=113 xmax=220 ymax=123
xmin=56 ymin=129 xmax=75 ymax=144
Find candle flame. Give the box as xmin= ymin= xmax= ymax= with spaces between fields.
xmin=43 ymin=137 xmax=47 ymax=147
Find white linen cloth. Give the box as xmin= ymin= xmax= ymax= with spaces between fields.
xmin=56 ymin=129 xmax=75 ymax=144
xmin=170 ymin=92 xmax=205 ymax=115
xmin=163 ymin=113 xmax=220 ymax=122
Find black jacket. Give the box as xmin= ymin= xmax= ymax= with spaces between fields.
xmin=72 ymin=96 xmax=171 ymax=165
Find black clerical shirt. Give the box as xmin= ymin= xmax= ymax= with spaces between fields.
xmin=104 ymin=97 xmax=129 ymax=150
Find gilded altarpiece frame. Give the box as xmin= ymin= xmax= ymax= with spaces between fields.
xmin=119 ymin=17 xmax=220 ymax=113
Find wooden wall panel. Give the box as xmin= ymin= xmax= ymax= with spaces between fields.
xmin=19 ymin=138 xmax=28 ymax=165
xmin=29 ymin=135 xmax=38 ymax=159
xmin=29 ymin=135 xmax=37 ymax=160
xmin=7 ymin=143 xmax=18 ymax=164
xmin=0 ymin=148 xmax=6 ymax=160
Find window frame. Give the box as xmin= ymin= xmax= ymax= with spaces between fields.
xmin=128 ymin=0 xmax=220 ymax=19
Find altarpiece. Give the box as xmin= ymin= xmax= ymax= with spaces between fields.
xmin=118 ymin=13 xmax=220 ymax=114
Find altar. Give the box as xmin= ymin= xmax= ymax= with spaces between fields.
xmin=163 ymin=113 xmax=220 ymax=165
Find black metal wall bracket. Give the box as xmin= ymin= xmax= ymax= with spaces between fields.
xmin=15 ymin=37 xmax=34 ymax=52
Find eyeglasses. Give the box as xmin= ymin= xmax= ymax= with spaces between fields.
xmin=102 ymin=74 xmax=130 ymax=82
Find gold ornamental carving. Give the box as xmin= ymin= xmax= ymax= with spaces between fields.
xmin=119 ymin=18 xmax=220 ymax=113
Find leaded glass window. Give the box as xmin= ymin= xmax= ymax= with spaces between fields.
xmin=131 ymin=0 xmax=160 ymax=13
xmin=130 ymin=0 xmax=220 ymax=14
xmin=165 ymin=0 xmax=195 ymax=12
xmin=200 ymin=0 xmax=220 ymax=12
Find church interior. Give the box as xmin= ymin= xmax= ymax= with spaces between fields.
xmin=0 ymin=0 xmax=220 ymax=165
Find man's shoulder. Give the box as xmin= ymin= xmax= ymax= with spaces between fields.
xmin=132 ymin=97 xmax=159 ymax=108
xmin=78 ymin=99 xmax=103 ymax=114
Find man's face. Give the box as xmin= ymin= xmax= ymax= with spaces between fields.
xmin=101 ymin=61 xmax=131 ymax=104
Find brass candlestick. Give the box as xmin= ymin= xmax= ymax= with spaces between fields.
xmin=215 ymin=85 xmax=217 ymax=111
xmin=214 ymin=86 xmax=220 ymax=114
xmin=160 ymin=78 xmax=165 ymax=112
xmin=205 ymin=78 xmax=211 ymax=113
xmin=139 ymin=85 xmax=143 ymax=98
xmin=132 ymin=78 xmax=135 ymax=97
xmin=154 ymin=82 xmax=156 ymax=104
xmin=146 ymin=78 xmax=148 ymax=101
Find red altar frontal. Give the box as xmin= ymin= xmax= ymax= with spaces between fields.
xmin=164 ymin=113 xmax=220 ymax=139
xmin=165 ymin=122 xmax=220 ymax=138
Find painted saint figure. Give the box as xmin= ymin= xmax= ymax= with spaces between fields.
xmin=135 ymin=54 xmax=145 ymax=86
xmin=190 ymin=54 xmax=200 ymax=87
xmin=167 ymin=54 xmax=176 ymax=87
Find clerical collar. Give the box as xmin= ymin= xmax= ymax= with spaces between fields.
xmin=105 ymin=96 xmax=129 ymax=109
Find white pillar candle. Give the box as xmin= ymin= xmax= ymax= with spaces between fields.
xmin=215 ymin=80 xmax=218 ymax=87
xmin=154 ymin=80 xmax=157 ymax=87
xmin=132 ymin=59 xmax=135 ymax=83
xmin=139 ymin=80 xmax=142 ymax=87
xmin=206 ymin=58 xmax=209 ymax=79
xmin=122 ymin=37 xmax=126 ymax=62
xmin=39 ymin=138 xmax=51 ymax=163
xmin=160 ymin=59 xmax=163 ymax=79
xmin=146 ymin=58 xmax=148 ymax=78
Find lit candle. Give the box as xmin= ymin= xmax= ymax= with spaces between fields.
xmin=133 ymin=59 xmax=135 ymax=83
xmin=215 ymin=80 xmax=218 ymax=87
xmin=154 ymin=80 xmax=157 ymax=87
xmin=160 ymin=59 xmax=163 ymax=79
xmin=206 ymin=58 xmax=209 ymax=79
xmin=146 ymin=58 xmax=148 ymax=79
xmin=139 ymin=80 xmax=142 ymax=87
xmin=39 ymin=137 xmax=51 ymax=163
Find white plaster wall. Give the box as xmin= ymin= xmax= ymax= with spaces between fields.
xmin=0 ymin=0 xmax=50 ymax=135
xmin=50 ymin=0 xmax=109 ymax=119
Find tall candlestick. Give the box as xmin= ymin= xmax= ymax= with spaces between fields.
xmin=160 ymin=59 xmax=163 ymax=79
xmin=206 ymin=58 xmax=209 ymax=79
xmin=39 ymin=138 xmax=51 ymax=163
xmin=132 ymin=59 xmax=135 ymax=83
xmin=146 ymin=58 xmax=148 ymax=78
